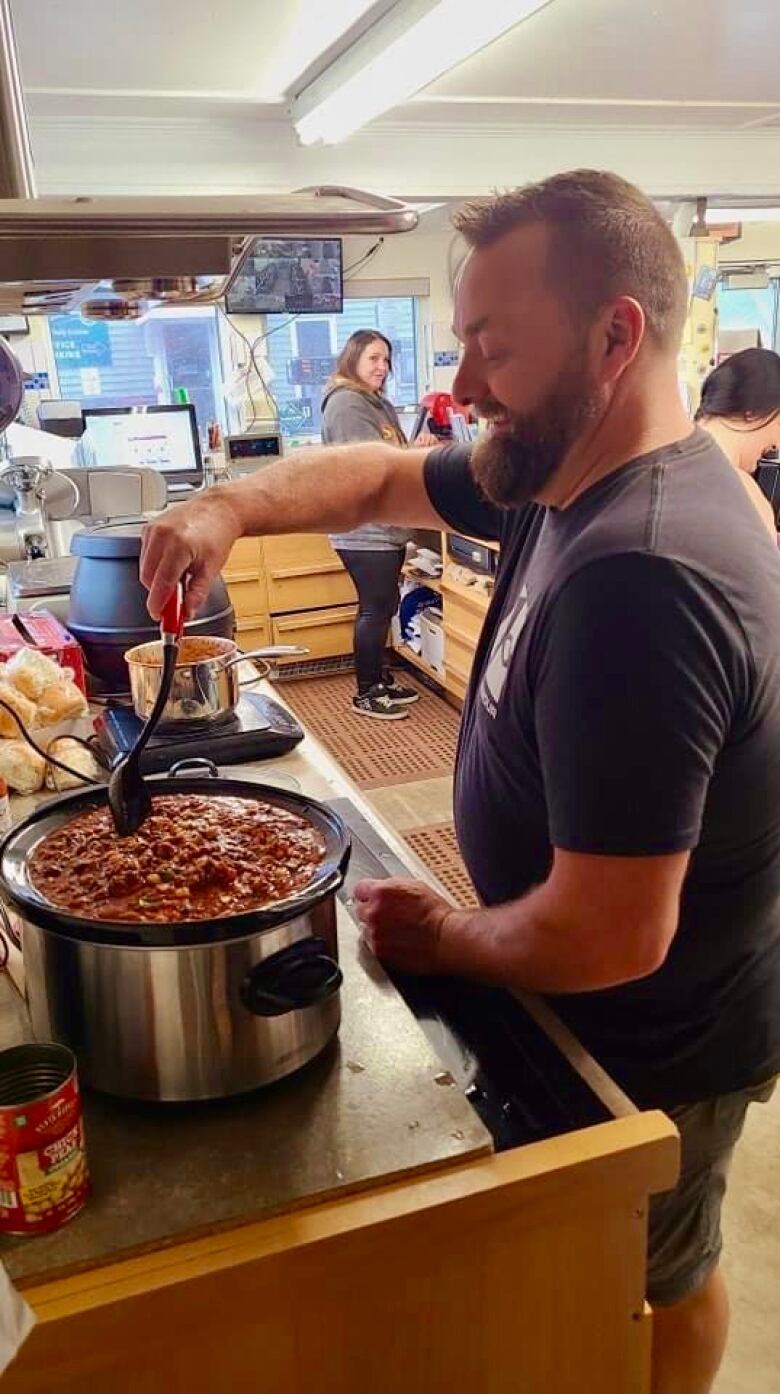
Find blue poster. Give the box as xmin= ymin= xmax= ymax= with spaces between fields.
xmin=50 ymin=316 xmax=112 ymax=368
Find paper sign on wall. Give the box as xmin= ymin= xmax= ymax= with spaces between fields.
xmin=80 ymin=367 xmax=102 ymax=394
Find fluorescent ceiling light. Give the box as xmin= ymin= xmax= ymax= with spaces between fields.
xmin=273 ymin=1 xmax=384 ymax=97
xmin=293 ymin=0 xmax=551 ymax=146
xmin=706 ymin=207 xmax=780 ymax=225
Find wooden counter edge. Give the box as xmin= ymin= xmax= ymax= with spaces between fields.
xmin=19 ymin=1109 xmax=678 ymax=1325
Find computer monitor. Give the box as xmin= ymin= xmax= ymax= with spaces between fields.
xmin=81 ymin=404 xmax=202 ymax=486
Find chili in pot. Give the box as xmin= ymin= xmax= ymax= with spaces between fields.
xmin=29 ymin=794 xmax=326 ymax=924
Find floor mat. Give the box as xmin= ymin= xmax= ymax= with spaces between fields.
xmin=275 ymin=671 xmax=461 ymax=788
xmin=402 ymin=822 xmax=479 ymax=907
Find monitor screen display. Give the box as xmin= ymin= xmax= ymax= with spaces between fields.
xmin=81 ymin=405 xmax=202 ymax=481
xmin=225 ymin=238 xmax=343 ymax=315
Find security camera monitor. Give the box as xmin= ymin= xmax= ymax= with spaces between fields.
xmin=225 ymin=238 xmax=343 ymax=315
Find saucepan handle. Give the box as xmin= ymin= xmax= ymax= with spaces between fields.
xmin=223 ymin=645 xmax=309 ymax=671
xmin=161 ymin=584 xmax=185 ymax=641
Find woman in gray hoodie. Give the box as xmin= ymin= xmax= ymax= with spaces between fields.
xmin=322 ymin=330 xmax=428 ymax=719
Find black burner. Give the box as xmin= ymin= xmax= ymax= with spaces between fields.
xmin=94 ymin=692 xmax=304 ymax=774
xmin=156 ymin=709 xmax=240 ymax=739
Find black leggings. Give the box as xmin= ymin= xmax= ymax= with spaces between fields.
xmin=336 ymin=548 xmax=405 ymax=693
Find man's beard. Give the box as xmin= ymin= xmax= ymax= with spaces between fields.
xmin=471 ymin=352 xmax=603 ymax=508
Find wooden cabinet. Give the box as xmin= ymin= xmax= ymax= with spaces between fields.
xmin=391 ymin=535 xmax=495 ymax=705
xmin=227 ymin=576 xmax=269 ymax=621
xmin=272 ymin=605 xmax=358 ymax=659
xmin=224 ymin=537 xmax=263 ymax=577
xmin=223 ymin=539 xmax=269 ymax=648
xmin=222 ymin=534 xmax=358 ymax=664
xmin=223 ymin=528 xmax=497 ymax=684
xmin=442 ymin=580 xmax=489 ymax=645
xmin=261 ymin=535 xmax=356 ymax=615
xmin=3 ymin=1112 xmax=678 ymax=1394
xmin=234 ymin=615 xmax=272 ymax=653
xmin=441 ymin=575 xmax=491 ymax=703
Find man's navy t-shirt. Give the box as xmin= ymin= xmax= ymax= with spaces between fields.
xmin=424 ymin=429 xmax=780 ymax=1107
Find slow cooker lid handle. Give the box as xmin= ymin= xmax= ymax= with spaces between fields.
xmin=241 ymin=937 xmax=342 ymax=1018
xmin=168 ymin=758 xmax=219 ymax=779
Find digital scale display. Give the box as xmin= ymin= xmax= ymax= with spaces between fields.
xmin=225 ymin=432 xmax=283 ymax=463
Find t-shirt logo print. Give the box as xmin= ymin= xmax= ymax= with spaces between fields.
xmin=480 ymin=585 xmax=529 ymax=718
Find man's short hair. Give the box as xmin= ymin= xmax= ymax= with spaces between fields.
xmin=453 ymin=169 xmax=688 ymax=352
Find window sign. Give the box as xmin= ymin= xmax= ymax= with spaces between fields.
xmin=50 ymin=317 xmax=112 ymax=368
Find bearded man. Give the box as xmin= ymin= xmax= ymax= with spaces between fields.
xmin=141 ymin=170 xmax=780 ymax=1394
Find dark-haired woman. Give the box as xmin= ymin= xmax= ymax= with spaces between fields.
xmin=322 ymin=330 xmax=434 ymax=719
xmin=697 ymin=347 xmax=779 ymax=536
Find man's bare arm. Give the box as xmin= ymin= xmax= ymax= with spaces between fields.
xmin=141 ymin=442 xmax=442 ymax=618
xmin=356 ymin=847 xmax=689 ymax=993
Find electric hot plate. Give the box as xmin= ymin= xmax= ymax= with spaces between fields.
xmin=94 ymin=691 xmax=304 ymax=775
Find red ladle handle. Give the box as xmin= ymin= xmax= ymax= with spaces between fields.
xmin=160 ymin=585 xmax=185 ymax=641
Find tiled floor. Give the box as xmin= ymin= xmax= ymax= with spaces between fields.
xmin=717 ymin=1084 xmax=780 ymax=1392
xmin=278 ymin=672 xmax=460 ymax=787
xmin=363 ymin=775 xmax=453 ymax=831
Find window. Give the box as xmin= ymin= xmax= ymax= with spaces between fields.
xmin=717 ymin=281 xmax=777 ymax=351
xmin=48 ymin=307 xmax=225 ymax=444
xmin=264 ymin=296 xmax=419 ymax=438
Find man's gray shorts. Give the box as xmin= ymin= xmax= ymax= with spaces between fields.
xmin=647 ymin=1076 xmax=777 ymax=1307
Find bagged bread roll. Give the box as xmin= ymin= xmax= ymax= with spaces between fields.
xmin=0 ymin=739 xmax=46 ymax=794
xmin=36 ymin=678 xmax=89 ymax=726
xmin=5 ymin=648 xmax=64 ymax=701
xmin=45 ymin=737 xmax=100 ymax=792
xmin=0 ymin=681 xmax=40 ymax=739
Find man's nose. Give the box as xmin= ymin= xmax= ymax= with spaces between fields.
xmin=453 ymin=357 xmax=480 ymax=407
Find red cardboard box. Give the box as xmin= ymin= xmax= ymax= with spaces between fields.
xmin=0 ymin=612 xmax=87 ymax=695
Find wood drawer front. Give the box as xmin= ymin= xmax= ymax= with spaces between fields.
xmin=261 ymin=534 xmax=345 ymax=572
xmin=442 ymin=589 xmax=486 ymax=646
xmin=262 ymin=536 xmax=356 ymax=614
xmin=445 ymin=669 xmax=469 ymax=705
xmin=272 ymin=605 xmax=357 ymax=660
xmin=227 ymin=577 xmax=268 ymax=620
xmin=266 ymin=567 xmax=356 ymax=616
xmin=234 ymin=616 xmax=271 ymax=652
xmin=444 ymin=626 xmax=476 ymax=686
xmin=224 ymin=537 xmax=262 ymax=577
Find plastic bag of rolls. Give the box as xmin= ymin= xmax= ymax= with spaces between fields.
xmin=0 ymin=649 xmax=99 ymax=795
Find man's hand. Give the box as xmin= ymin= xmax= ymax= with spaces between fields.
xmin=355 ymin=848 xmax=688 ymax=995
xmin=140 ymin=492 xmax=242 ymax=619
xmin=353 ymin=878 xmax=462 ymax=975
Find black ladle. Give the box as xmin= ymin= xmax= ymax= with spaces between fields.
xmin=108 ymin=588 xmax=184 ymax=837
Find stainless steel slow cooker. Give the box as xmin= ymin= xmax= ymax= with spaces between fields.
xmin=0 ymin=766 xmax=350 ymax=1102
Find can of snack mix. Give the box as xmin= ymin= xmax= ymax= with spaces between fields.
xmin=0 ymin=1043 xmax=90 ymax=1235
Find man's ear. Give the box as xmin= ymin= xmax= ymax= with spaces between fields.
xmin=598 ymin=297 xmax=646 ymax=384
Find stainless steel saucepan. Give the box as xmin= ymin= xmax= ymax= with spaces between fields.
xmin=124 ymin=635 xmax=308 ymax=724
